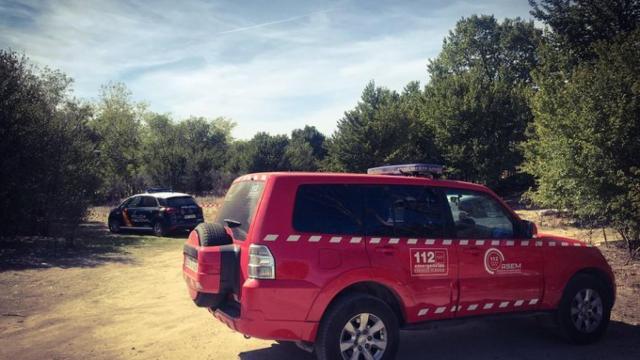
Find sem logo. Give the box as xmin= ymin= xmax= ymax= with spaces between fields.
xmin=484 ymin=247 xmax=522 ymax=275
xmin=484 ymin=248 xmax=504 ymax=274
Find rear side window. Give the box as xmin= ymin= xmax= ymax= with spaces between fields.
xmin=445 ymin=189 xmax=514 ymax=238
xmin=364 ymin=185 xmax=448 ymax=238
xmin=293 ymin=185 xmax=362 ymax=235
xmin=216 ymin=181 xmax=265 ymax=240
xmin=161 ymin=196 xmax=198 ymax=207
xmin=141 ymin=196 xmax=158 ymax=207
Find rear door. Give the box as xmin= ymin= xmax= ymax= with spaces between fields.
xmin=138 ymin=196 xmax=158 ymax=227
xmin=364 ymin=185 xmax=458 ymax=323
xmin=446 ymin=189 xmax=544 ymax=316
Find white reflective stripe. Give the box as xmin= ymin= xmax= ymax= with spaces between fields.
xmin=418 ymin=308 xmax=429 ymax=316
xmin=426 ymin=239 xmax=435 ymax=245
xmin=389 ymin=238 xmax=399 ymax=244
xmin=475 ymin=240 xmax=485 ymax=246
xmin=264 ymin=234 xmax=278 ymax=241
xmin=407 ymin=238 xmax=418 ymax=244
xmin=435 ymin=306 xmax=446 ymax=314
xmin=506 ymin=240 xmax=514 ymax=246
xmin=460 ymin=240 xmax=469 ymax=245
xmin=491 ymin=240 xmax=500 ymax=246
xmin=499 ymin=301 xmax=510 ymax=308
xmin=483 ymin=303 xmax=494 ymax=310
xmin=549 ymin=241 xmax=557 ymax=247
xmin=514 ymin=300 xmax=524 ymax=307
xmin=370 ymin=237 xmax=381 ymax=244
xmin=561 ymin=242 xmax=569 ymax=247
xmin=450 ymin=305 xmax=460 ymax=312
xmin=467 ymin=304 xmax=479 ymax=311
xmin=521 ymin=241 xmax=530 ymax=246
xmin=350 ymin=237 xmax=362 ymax=244
xmin=442 ymin=239 xmax=452 ymax=245
xmin=535 ymin=241 xmax=543 ymax=247
xmin=330 ymin=236 xmax=342 ymax=243
xmin=286 ymin=235 xmax=300 ymax=242
xmin=308 ymin=235 xmax=322 ymax=242
xmin=529 ymin=298 xmax=539 ymax=305
xmin=574 ymin=243 xmax=581 ymax=247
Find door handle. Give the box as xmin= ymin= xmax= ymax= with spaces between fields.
xmin=374 ymin=246 xmax=396 ymax=256
xmin=462 ymin=246 xmax=481 ymax=256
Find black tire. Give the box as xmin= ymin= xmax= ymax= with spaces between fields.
xmin=195 ymin=222 xmax=232 ymax=247
xmin=557 ymin=273 xmax=612 ymax=344
xmin=315 ymin=294 xmax=399 ymax=360
xmin=108 ymin=218 xmax=121 ymax=233
xmin=153 ymin=221 xmax=167 ymax=237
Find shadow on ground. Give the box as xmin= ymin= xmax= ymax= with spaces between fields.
xmin=239 ymin=318 xmax=640 ymax=360
xmin=0 ymin=221 xmax=186 ymax=271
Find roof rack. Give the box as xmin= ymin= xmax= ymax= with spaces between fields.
xmin=367 ymin=163 xmax=444 ymax=179
xmin=146 ymin=187 xmax=173 ymax=193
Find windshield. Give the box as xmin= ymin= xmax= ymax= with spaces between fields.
xmin=216 ymin=181 xmax=265 ymax=240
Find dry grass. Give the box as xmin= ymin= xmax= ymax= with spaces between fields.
xmin=516 ymin=209 xmax=620 ymax=246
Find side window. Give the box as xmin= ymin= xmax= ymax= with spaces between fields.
xmin=364 ymin=185 xmax=447 ymax=238
xmin=292 ymin=185 xmax=362 ymax=235
xmin=445 ymin=189 xmax=514 ymax=239
xmin=126 ymin=196 xmax=142 ymax=208
xmin=141 ymin=196 xmax=158 ymax=207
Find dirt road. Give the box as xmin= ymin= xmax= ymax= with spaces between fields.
xmin=1 ymin=223 xmax=639 ymax=360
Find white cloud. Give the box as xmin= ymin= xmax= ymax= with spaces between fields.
xmin=0 ymin=0 xmax=533 ymax=139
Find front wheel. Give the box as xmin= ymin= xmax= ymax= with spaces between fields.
xmin=557 ymin=274 xmax=612 ymax=344
xmin=315 ymin=294 xmax=399 ymax=360
xmin=108 ymin=219 xmax=121 ymax=233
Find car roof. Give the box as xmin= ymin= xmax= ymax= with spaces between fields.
xmin=237 ymin=172 xmax=489 ymax=193
xmin=136 ymin=192 xmax=192 ymax=199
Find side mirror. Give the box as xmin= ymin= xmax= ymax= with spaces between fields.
xmin=521 ymin=220 xmax=538 ymax=239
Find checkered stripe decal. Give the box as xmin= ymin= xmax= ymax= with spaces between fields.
xmin=260 ymin=235 xmax=592 ymax=247
xmin=417 ymin=298 xmax=540 ymax=317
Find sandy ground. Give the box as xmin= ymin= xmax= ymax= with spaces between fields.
xmin=1 ymin=220 xmax=639 ymax=359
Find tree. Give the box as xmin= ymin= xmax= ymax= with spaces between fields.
xmin=0 ymin=50 xmax=101 ymax=239
xmin=177 ymin=116 xmax=232 ymax=193
xmin=243 ymin=132 xmax=290 ymax=173
xmin=529 ymin=0 xmax=640 ymax=62
xmin=424 ymin=15 xmax=540 ymax=188
xmin=91 ymin=82 xmax=145 ymax=200
xmin=325 ymin=81 xmax=414 ymax=172
xmin=141 ymin=115 xmax=233 ymax=194
xmin=523 ymin=30 xmax=640 ymax=256
xmin=286 ymin=125 xmax=327 ymax=171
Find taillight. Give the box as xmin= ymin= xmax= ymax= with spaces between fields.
xmin=248 ymin=244 xmax=275 ymax=279
xmin=162 ymin=207 xmax=178 ymax=214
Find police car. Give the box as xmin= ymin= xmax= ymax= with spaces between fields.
xmin=108 ymin=189 xmax=204 ymax=236
xmin=183 ymin=164 xmax=615 ymax=360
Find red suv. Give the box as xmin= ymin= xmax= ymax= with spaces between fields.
xmin=182 ymin=165 xmax=615 ymax=360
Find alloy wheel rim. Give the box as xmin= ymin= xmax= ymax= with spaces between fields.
xmin=339 ymin=313 xmax=387 ymax=360
xmin=570 ymin=288 xmax=604 ymax=333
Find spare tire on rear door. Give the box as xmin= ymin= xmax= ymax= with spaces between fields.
xmin=196 ymin=222 xmax=232 ymax=247
xmin=185 ymin=223 xmax=238 ymax=309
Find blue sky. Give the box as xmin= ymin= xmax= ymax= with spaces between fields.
xmin=0 ymin=0 xmax=533 ymax=139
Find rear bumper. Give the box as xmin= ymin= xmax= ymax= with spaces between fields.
xmin=212 ymin=303 xmax=318 ymax=342
xmin=169 ymin=219 xmax=203 ymax=231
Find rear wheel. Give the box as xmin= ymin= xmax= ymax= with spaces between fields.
xmin=315 ymin=294 xmax=399 ymax=360
xmin=108 ymin=219 xmax=121 ymax=233
xmin=557 ymin=274 xmax=612 ymax=344
xmin=153 ymin=221 xmax=167 ymax=237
